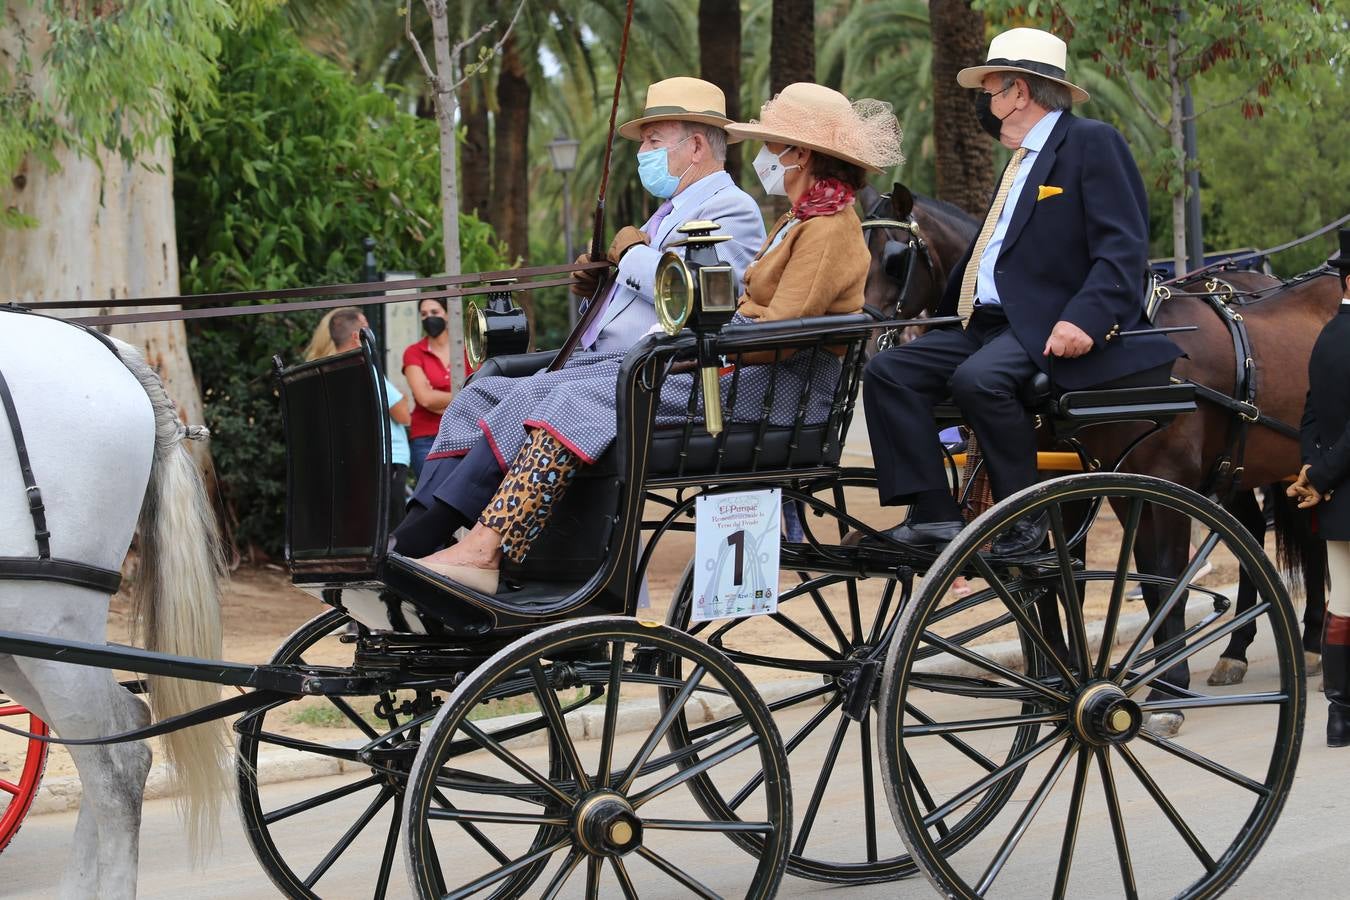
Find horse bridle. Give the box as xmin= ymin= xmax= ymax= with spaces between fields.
xmin=861 ymin=194 xmax=937 ymax=350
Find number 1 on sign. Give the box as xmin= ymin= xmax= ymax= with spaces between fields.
xmin=727 ymin=530 xmax=745 ymax=586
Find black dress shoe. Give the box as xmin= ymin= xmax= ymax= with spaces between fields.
xmin=862 ymin=520 xmax=964 ymax=551
xmin=991 ymin=513 xmax=1049 ymax=557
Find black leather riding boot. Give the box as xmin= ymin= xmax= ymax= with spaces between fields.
xmin=1325 ymin=613 xmax=1350 ymax=748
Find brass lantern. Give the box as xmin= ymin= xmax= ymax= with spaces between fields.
xmin=465 ymin=278 xmax=530 ymax=368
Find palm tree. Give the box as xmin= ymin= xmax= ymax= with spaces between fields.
xmin=929 ymin=0 xmax=993 ymax=215
xmin=699 ymin=0 xmax=743 ymax=182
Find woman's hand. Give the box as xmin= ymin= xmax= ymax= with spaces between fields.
xmin=1286 ymin=465 xmax=1329 ymax=509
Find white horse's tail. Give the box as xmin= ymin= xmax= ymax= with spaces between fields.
xmin=115 ymin=339 xmax=230 ymax=857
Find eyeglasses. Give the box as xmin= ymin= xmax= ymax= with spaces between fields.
xmin=983 ymin=85 xmax=1015 ymax=100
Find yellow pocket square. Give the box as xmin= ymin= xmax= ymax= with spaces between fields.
xmin=1037 ymin=185 xmax=1064 ymax=201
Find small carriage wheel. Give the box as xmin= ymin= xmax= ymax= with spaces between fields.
xmin=402 ymin=617 xmax=792 ymax=899
xmin=878 ymin=473 xmax=1304 ymax=899
xmin=0 ymin=698 xmax=48 ymax=853
xmin=666 ymin=552 xmax=1041 ymax=885
xmin=236 ymin=609 xmax=558 ymax=899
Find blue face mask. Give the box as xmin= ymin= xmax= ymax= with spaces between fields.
xmin=636 ymin=138 xmax=691 ymax=199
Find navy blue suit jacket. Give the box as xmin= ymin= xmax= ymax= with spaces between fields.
xmin=1301 ymin=304 xmax=1350 ymax=539
xmin=940 ymin=112 xmax=1181 ymax=389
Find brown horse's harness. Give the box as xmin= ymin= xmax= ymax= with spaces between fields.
xmin=0 ymin=306 xmax=125 ymax=594
xmin=860 ymin=199 xmax=938 ymax=351
xmin=1151 ymin=275 xmax=1303 ymax=499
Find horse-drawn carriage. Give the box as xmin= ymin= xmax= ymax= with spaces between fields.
xmin=0 ymin=218 xmax=1311 ymax=896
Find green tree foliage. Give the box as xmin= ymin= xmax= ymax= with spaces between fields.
xmin=175 ymin=21 xmax=507 ymax=557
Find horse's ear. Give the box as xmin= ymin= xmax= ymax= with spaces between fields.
xmin=891 ymin=183 xmax=915 ymax=218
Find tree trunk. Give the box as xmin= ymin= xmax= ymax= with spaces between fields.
xmin=699 ymin=0 xmax=742 ymax=183
xmin=491 ymin=30 xmax=534 ymax=335
xmin=929 ymin=0 xmax=994 ymax=215
xmin=424 ymin=0 xmax=468 ymax=391
xmin=0 ymin=4 xmax=213 ymax=479
xmin=770 ymin=0 xmax=815 ymax=94
xmin=1167 ymin=30 xmax=1188 ymax=276
xmin=459 ymin=77 xmax=492 ymax=218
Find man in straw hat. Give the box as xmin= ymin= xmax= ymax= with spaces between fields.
xmin=1288 ymin=228 xmax=1350 ymax=747
xmin=570 ymin=76 xmax=765 ymax=351
xmin=391 ymin=77 xmax=762 ymax=559
xmin=862 ymin=26 xmax=1180 ymax=557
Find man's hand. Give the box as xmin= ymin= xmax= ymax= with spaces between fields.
xmin=570 ymin=252 xmax=602 ymax=297
xmin=1043 ymin=320 xmax=1094 ymax=358
xmin=1287 ymin=464 xmax=1329 ymax=509
xmin=607 ymin=226 xmax=650 ymax=265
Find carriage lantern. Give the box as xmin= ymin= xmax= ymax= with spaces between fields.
xmin=653 ymin=220 xmax=737 ymax=434
xmin=465 ymin=278 xmax=530 ymax=368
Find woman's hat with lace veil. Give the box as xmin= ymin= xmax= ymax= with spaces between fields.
xmin=724 ymin=83 xmax=904 ymax=174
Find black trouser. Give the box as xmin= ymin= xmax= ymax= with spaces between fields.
xmin=864 ymin=305 xmax=1170 ymax=509
xmin=391 ymin=438 xmax=504 ymax=556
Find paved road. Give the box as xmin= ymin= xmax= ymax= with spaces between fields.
xmin=3 ymin=617 xmax=1342 ymax=899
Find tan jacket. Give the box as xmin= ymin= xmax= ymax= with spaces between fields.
xmin=737 ymin=205 xmax=869 ymax=322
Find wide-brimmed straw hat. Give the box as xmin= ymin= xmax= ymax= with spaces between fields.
xmin=618 ymin=77 xmax=737 ymax=141
xmin=1330 ymin=228 xmax=1350 ymax=271
xmin=723 ymin=83 xmax=904 ymax=174
xmin=957 ymin=27 xmax=1090 ymax=105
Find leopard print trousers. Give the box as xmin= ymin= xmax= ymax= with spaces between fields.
xmin=479 ymin=428 xmax=582 ymax=563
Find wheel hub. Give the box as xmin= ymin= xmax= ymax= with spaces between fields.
xmin=1072 ymin=682 xmax=1142 ymax=745
xmin=573 ymin=791 xmax=643 ymax=856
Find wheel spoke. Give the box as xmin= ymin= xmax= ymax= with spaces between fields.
xmin=805 ymin=580 xmax=852 ymax=650
xmin=643 ymin=818 xmax=775 ymax=833
xmin=728 ymin=696 xmax=842 ymax=811
xmin=426 ymin=808 xmax=570 ymax=826
xmin=636 ymin=845 xmax=721 ymax=899
xmin=444 ymin=838 xmax=570 ymax=900
xmin=1048 ymin=504 xmax=1092 ymax=676
xmin=630 ymin=733 xmax=760 ymax=808
xmin=328 ymin=695 xmax=381 ymax=741
xmin=1134 ymin=730 xmax=1271 ymax=794
xmin=303 ymin=786 xmax=392 ymax=888
xmin=1097 ymin=747 xmax=1139 ymax=900
xmin=263 ymin=774 xmax=382 ymax=825
xmin=903 ymin=709 xmax=1065 ymax=737
xmin=769 ymin=612 xmax=845 ymax=659
xmin=539 ymin=851 xmax=583 ymax=900
xmin=372 ymin=793 xmax=402 ymax=900
xmin=919 ymin=630 xmax=1071 ymax=704
xmin=845 ymin=575 xmax=865 ymax=645
xmin=0 ymin=779 xmax=20 ymax=796
xmin=1051 ymin=747 xmax=1091 ymax=900
xmin=252 ymin=729 xmax=361 ymax=761
xmin=1117 ymin=530 xmax=1220 ymax=679
xmin=905 ymin=755 xmax=951 ymax=839
xmin=1116 ymin=743 xmax=1217 ymax=871
xmin=1140 ymin=691 xmax=1287 ymax=713
xmin=860 ymin=714 xmax=879 ymax=862
xmin=618 ymin=665 xmax=706 ymax=794
xmin=610 ymin=856 xmax=640 ymax=900
xmin=1124 ymin=604 xmax=1269 ymax=693
xmin=596 ymin=640 xmax=625 ymax=788
xmin=976 ymin=739 xmax=1077 ymax=895
xmin=922 ymin=728 xmax=1068 ymax=828
xmin=530 ymin=663 xmax=591 ymax=793
xmin=585 ymin=856 xmax=600 ymax=900
xmin=904 ymin=701 xmax=999 ymax=772
xmin=1098 ymin=497 xmax=1144 ymax=678
xmin=459 ymin=720 xmax=576 ymax=807
xmin=868 ymin=578 xmax=900 ymax=646
xmin=793 ymin=715 xmax=850 ymax=855
xmin=432 ymin=790 xmax=513 ymax=867
xmin=970 ymin=553 xmax=1080 ymax=690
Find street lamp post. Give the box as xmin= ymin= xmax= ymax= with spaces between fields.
xmin=547 ymin=134 xmax=581 ymax=327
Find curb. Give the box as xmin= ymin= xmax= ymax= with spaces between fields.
xmin=28 ymin=593 xmax=1226 ymax=816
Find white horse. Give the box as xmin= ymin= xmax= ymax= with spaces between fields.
xmin=0 ymin=310 xmax=230 ymax=898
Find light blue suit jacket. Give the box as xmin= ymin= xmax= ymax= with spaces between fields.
xmin=589 ymin=170 xmax=765 ymax=352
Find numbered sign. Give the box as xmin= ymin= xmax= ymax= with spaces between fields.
xmin=692 ymin=488 xmax=781 ymax=623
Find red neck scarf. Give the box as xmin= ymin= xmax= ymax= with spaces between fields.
xmin=791 ymin=178 xmax=856 ymax=220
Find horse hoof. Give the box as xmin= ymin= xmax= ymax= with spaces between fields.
xmin=1305 ymin=651 xmax=1322 ymax=677
xmin=1144 ymin=712 xmax=1184 ymax=738
xmin=1207 ymin=657 xmax=1248 ymax=686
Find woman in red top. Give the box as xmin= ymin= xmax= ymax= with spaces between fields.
xmin=403 ymin=298 xmax=455 ymax=480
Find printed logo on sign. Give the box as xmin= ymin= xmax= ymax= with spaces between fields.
xmin=692 ymin=489 xmax=781 ymax=623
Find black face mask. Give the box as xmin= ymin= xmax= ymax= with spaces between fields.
xmin=975 ymin=90 xmax=1011 ymax=141
xmin=422 ymin=315 xmax=447 ymax=338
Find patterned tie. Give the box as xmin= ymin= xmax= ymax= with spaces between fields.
xmin=580 ymin=200 xmax=675 ymax=348
xmin=958 ymin=147 xmax=1029 ymax=319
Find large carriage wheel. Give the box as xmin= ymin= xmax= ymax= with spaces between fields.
xmin=879 ymin=473 xmax=1303 ymax=898
xmin=236 ymin=609 xmax=557 ymax=899
xmin=402 ymin=617 xmax=791 ymax=899
xmin=0 ymin=697 xmax=48 ymax=853
xmin=666 ymin=549 xmax=1041 ymax=884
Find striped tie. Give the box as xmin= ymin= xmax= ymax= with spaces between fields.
xmin=958 ymin=147 xmax=1029 ymax=319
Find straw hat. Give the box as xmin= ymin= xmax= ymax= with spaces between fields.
xmin=957 ymin=27 xmax=1090 ymax=105
xmin=723 ymin=83 xmax=904 ymax=174
xmin=618 ymin=77 xmax=736 ymax=141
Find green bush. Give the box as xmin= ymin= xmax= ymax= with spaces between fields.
xmin=175 ymin=21 xmax=506 ymax=558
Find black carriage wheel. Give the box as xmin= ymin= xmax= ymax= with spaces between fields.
xmin=879 ymin=473 xmax=1303 ymax=899
xmin=236 ymin=610 xmax=559 ymax=899
xmin=401 ymin=617 xmax=791 ymax=900
xmin=666 ymin=554 xmax=1042 ymax=885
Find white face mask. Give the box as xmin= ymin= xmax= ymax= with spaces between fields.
xmin=752 ymin=145 xmax=799 ymax=197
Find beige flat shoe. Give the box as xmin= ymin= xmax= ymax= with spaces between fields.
xmin=422 ymin=562 xmax=500 ymax=595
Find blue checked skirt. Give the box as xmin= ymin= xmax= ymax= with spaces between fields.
xmin=429 ymin=343 xmax=842 ymax=466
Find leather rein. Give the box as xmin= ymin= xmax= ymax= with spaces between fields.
xmin=860 ymin=194 xmax=938 ymax=350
